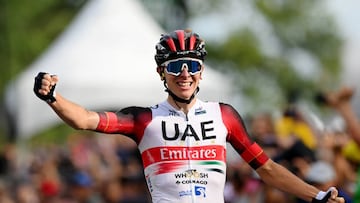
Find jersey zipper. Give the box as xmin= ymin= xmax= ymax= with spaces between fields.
xmin=185 ymin=113 xmax=196 ymax=203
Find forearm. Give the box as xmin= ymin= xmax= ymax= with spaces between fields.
xmin=256 ymin=159 xmax=319 ymax=202
xmin=48 ymin=93 xmax=99 ymax=130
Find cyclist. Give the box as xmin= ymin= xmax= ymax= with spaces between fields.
xmin=34 ymin=29 xmax=344 ymax=203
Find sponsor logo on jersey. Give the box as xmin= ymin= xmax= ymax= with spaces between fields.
xmin=178 ymin=186 xmax=207 ymax=198
xmin=195 ymin=186 xmax=206 ymax=197
xmin=168 ymin=109 xmax=180 ymax=116
xmin=161 ymin=120 xmax=216 ymax=141
xmin=145 ymin=175 xmax=153 ymax=192
xmin=194 ymin=106 xmax=206 ymax=115
xmin=151 ymin=104 xmax=159 ymax=109
xmin=179 ymin=189 xmax=192 ymax=197
xmin=160 ymin=147 xmax=217 ymax=160
xmin=176 ymin=179 xmax=208 ymax=185
xmin=142 ymin=145 xmax=226 ymax=169
xmin=175 ymin=169 xmax=209 ymax=179
xmin=175 ymin=169 xmax=209 ymax=185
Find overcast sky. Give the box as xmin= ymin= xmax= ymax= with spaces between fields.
xmin=327 ymin=0 xmax=360 ymax=41
xmin=327 ymin=0 xmax=360 ymax=85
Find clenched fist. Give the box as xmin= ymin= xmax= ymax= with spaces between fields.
xmin=33 ymin=72 xmax=59 ymax=103
xmin=326 ymin=86 xmax=354 ymax=108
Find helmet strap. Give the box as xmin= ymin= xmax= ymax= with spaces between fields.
xmin=163 ymin=81 xmax=199 ymax=104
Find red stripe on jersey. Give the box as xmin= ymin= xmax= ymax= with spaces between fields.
xmin=255 ymin=152 xmax=269 ymax=165
xmin=248 ymin=152 xmax=269 ymax=169
xmin=96 ymin=108 xmax=152 ymax=144
xmin=175 ymin=30 xmax=185 ymax=50
xmin=240 ymin=143 xmax=263 ymax=163
xmin=220 ymin=103 xmax=268 ymax=169
xmin=154 ymin=161 xmax=185 ymax=175
xmin=97 ymin=112 xmax=119 ymax=132
xmin=141 ymin=145 xmax=226 ymax=168
xmin=96 ymin=111 xmax=134 ymax=134
xmin=166 ymin=38 xmax=177 ymax=52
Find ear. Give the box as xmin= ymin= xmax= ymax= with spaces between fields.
xmin=156 ymin=67 xmax=165 ymax=81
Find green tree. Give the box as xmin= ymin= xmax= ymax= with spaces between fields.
xmin=209 ymin=0 xmax=342 ymax=112
xmin=0 ymin=0 xmax=86 ymax=141
xmin=142 ymin=0 xmax=343 ymax=113
xmin=0 ymin=0 xmax=86 ymax=98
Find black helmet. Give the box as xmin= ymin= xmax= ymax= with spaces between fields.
xmin=154 ymin=29 xmax=207 ymax=66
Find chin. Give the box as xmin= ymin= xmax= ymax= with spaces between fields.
xmin=179 ymin=91 xmax=194 ymax=98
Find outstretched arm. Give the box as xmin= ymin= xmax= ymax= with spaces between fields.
xmin=34 ymin=72 xmax=99 ymax=130
xmin=256 ymin=159 xmax=344 ymax=203
xmin=221 ymin=102 xmax=344 ymax=202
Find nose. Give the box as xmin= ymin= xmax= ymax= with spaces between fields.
xmin=179 ymin=63 xmax=190 ymax=76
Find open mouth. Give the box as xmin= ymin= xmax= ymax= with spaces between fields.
xmin=177 ymin=82 xmax=192 ymax=87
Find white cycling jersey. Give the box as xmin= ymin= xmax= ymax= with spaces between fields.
xmin=96 ymin=99 xmax=269 ymax=203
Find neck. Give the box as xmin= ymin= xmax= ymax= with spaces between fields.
xmin=165 ymin=87 xmax=198 ymax=104
xmin=163 ymin=81 xmax=199 ymax=113
xmin=167 ymin=96 xmax=196 ymax=114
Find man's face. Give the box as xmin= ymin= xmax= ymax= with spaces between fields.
xmin=162 ymin=58 xmax=203 ymax=100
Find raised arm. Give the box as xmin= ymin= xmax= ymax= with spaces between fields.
xmin=33 ymin=72 xmax=99 ymax=130
xmin=325 ymin=86 xmax=360 ymax=145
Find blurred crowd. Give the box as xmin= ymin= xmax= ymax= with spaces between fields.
xmin=0 ymin=86 xmax=360 ymax=203
xmin=0 ymin=133 xmax=149 ymax=203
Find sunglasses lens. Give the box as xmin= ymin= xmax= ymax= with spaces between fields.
xmin=188 ymin=61 xmax=202 ymax=74
xmin=165 ymin=60 xmax=202 ymax=76
xmin=166 ymin=61 xmax=183 ymax=76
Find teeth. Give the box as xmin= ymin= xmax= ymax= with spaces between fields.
xmin=177 ymin=82 xmax=192 ymax=87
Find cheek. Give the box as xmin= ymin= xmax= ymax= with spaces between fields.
xmin=195 ymin=74 xmax=202 ymax=81
xmin=165 ymin=75 xmax=175 ymax=82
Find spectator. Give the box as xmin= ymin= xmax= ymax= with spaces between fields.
xmin=319 ymin=86 xmax=360 ymax=202
xmin=0 ymin=180 xmax=14 ymax=203
xmin=67 ymin=170 xmax=104 ymax=203
xmin=297 ymin=161 xmax=353 ymax=203
xmin=275 ymin=105 xmax=317 ymax=151
xmin=321 ymin=86 xmax=360 ymax=145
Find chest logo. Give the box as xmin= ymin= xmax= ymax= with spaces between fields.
xmin=161 ymin=120 xmax=216 ymax=141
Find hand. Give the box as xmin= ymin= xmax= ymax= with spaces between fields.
xmin=33 ymin=72 xmax=59 ymax=103
xmin=325 ymin=86 xmax=354 ymax=108
xmin=311 ymin=187 xmax=345 ymax=203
